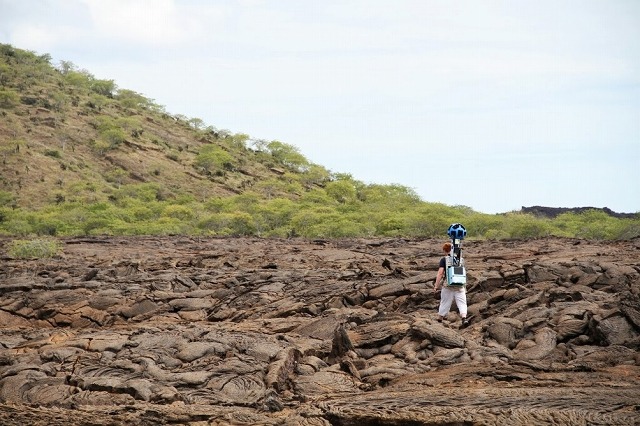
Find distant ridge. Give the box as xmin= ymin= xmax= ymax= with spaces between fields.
xmin=521 ymin=206 xmax=637 ymax=219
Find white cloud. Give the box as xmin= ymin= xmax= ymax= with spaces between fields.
xmin=78 ymin=0 xmax=217 ymax=47
xmin=9 ymin=24 xmax=73 ymax=52
xmin=1 ymin=0 xmax=87 ymax=52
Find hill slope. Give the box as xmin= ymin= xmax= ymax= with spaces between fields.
xmin=0 ymin=43 xmax=327 ymax=209
xmin=0 ymin=44 xmax=638 ymax=239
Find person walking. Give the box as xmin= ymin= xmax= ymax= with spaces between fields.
xmin=433 ymin=242 xmax=471 ymax=326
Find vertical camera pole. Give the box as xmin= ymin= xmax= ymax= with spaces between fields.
xmin=446 ymin=223 xmax=467 ymax=286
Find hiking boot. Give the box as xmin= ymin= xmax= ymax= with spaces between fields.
xmin=461 ymin=315 xmax=473 ymax=328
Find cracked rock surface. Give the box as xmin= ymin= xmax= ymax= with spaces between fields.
xmin=1 ymin=236 xmax=639 ymax=425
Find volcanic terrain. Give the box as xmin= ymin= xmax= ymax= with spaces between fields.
xmin=1 ymin=236 xmax=639 ymax=425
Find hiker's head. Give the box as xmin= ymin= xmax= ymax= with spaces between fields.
xmin=443 ymin=242 xmax=452 ymax=253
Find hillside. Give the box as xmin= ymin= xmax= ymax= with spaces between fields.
xmin=0 ymin=44 xmax=638 ymax=239
xmin=0 ymin=44 xmax=326 ymax=209
xmin=0 ymin=44 xmax=452 ymax=238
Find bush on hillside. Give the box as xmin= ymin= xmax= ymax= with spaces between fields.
xmin=0 ymin=89 xmax=19 ymax=108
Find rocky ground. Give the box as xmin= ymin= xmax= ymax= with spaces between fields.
xmin=0 ymin=236 xmax=639 ymax=425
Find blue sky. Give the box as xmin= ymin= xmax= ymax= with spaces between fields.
xmin=1 ymin=0 xmax=638 ymax=214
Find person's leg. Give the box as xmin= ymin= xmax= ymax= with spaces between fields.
xmin=453 ymin=290 xmax=468 ymax=318
xmin=438 ymin=287 xmax=454 ymax=319
xmin=454 ymin=290 xmax=473 ymax=326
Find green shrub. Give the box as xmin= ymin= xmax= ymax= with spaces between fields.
xmin=257 ymin=198 xmax=297 ymax=231
xmin=105 ymin=168 xmax=128 ymax=186
xmin=254 ymin=178 xmax=301 ymax=199
xmin=100 ymin=128 xmax=126 ymax=149
xmin=195 ymin=145 xmax=235 ymax=173
xmin=404 ymin=210 xmax=453 ymax=237
xmin=64 ymin=70 xmax=93 ymax=89
xmin=377 ymin=215 xmax=406 ymax=236
xmin=8 ymin=238 xmax=61 ymax=258
xmin=162 ymin=204 xmax=195 ymax=221
xmin=44 ymin=149 xmax=61 ymax=158
xmin=325 ymin=180 xmax=357 ymax=204
xmin=266 ymin=140 xmax=310 ymax=172
xmin=1 ymin=218 xmax=33 ymax=236
xmin=81 ymin=217 xmax=114 ymax=235
xmin=503 ymin=213 xmax=552 ymax=238
xmin=465 ymin=214 xmax=505 ymax=239
xmin=615 ymin=221 xmax=640 ymax=239
xmin=90 ymin=79 xmax=116 ymax=97
xmin=0 ymin=89 xmax=19 ymax=108
xmin=550 ymin=210 xmax=630 ymax=240
xmin=197 ymin=212 xmax=254 ymax=236
xmin=115 ymin=89 xmax=150 ymax=110
xmin=115 ymin=183 xmax=162 ymax=203
xmin=0 ymin=191 xmax=14 ymax=206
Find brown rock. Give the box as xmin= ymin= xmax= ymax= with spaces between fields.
xmin=0 ymin=236 xmax=639 ymax=425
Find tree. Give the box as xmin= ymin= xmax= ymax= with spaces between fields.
xmin=229 ymin=133 xmax=250 ymax=150
xmin=195 ymin=145 xmax=235 ymax=174
xmin=116 ymin=89 xmax=150 ymax=110
xmin=251 ymin=139 xmax=269 ymax=151
xmin=266 ymin=141 xmax=310 ymax=171
xmin=91 ymin=79 xmax=116 ymax=97
xmin=57 ymin=60 xmax=76 ymax=75
xmin=64 ymin=69 xmax=93 ymax=89
xmin=258 ymin=198 xmax=296 ymax=233
xmin=38 ymin=53 xmax=52 ymax=65
xmin=116 ymin=117 xmax=141 ymax=132
xmin=87 ymin=94 xmax=107 ymax=111
xmin=325 ymin=180 xmax=357 ymax=204
xmin=188 ymin=117 xmax=205 ymax=130
xmin=300 ymin=164 xmax=331 ymax=187
xmin=100 ymin=128 xmax=126 ymax=149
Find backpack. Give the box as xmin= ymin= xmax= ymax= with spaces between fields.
xmin=445 ymin=255 xmax=466 ymax=287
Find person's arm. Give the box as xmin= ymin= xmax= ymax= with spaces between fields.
xmin=434 ymin=266 xmax=445 ymax=292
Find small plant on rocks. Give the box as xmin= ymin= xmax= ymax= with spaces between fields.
xmin=8 ymin=238 xmax=62 ymax=259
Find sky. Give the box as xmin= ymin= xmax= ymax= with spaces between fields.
xmin=1 ymin=0 xmax=639 ymax=214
